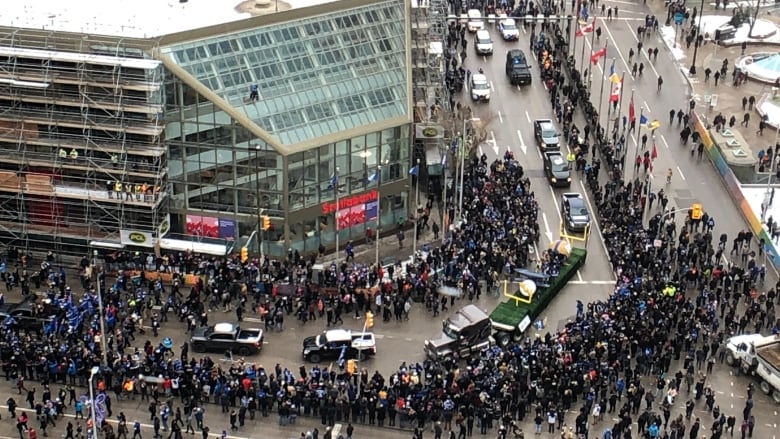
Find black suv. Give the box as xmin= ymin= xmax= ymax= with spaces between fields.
xmin=506 ymin=49 xmax=532 ymax=86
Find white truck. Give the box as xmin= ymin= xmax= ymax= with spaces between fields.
xmin=725 ymin=333 xmax=780 ymax=403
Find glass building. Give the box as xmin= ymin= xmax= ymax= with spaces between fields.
xmin=0 ymin=0 xmax=413 ymax=258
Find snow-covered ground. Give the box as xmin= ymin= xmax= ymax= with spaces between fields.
xmin=697 ymin=15 xmax=780 ymax=44
xmin=0 ymin=0 xmax=337 ymax=39
xmin=757 ymin=92 xmax=780 ymax=127
xmin=708 ymin=0 xmax=774 ymax=10
xmin=660 ymin=26 xmax=688 ymax=60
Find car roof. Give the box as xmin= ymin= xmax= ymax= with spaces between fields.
xmin=502 ymin=18 xmax=516 ymax=24
xmin=537 ymin=120 xmax=554 ymax=128
xmin=213 ymin=322 xmax=237 ymax=333
xmin=467 ymin=9 xmax=481 ymax=17
xmin=476 ymin=29 xmax=490 ymax=39
xmin=566 ymin=196 xmax=585 ymax=207
xmin=450 ymin=304 xmax=489 ymax=327
xmin=472 ymin=73 xmax=488 ymax=82
xmin=325 ymin=329 xmax=352 ymax=341
xmin=550 ymin=156 xmax=565 ymax=165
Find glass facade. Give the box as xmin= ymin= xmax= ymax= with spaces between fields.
xmin=162 ymin=0 xmax=408 ymax=146
xmin=161 ymin=0 xmax=412 ymax=257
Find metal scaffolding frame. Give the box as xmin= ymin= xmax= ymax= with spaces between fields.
xmin=0 ymin=28 xmax=168 ymax=257
xmin=410 ymin=0 xmax=449 ymax=114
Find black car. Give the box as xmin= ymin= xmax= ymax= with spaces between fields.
xmin=561 ymin=193 xmax=591 ymax=232
xmin=190 ymin=322 xmax=264 ymax=356
xmin=0 ymin=301 xmax=54 ymax=332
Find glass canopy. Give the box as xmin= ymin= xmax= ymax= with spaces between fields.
xmin=163 ymin=0 xmax=408 ymax=146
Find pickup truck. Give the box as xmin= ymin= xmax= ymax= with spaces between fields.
xmin=534 ymin=119 xmax=560 ymax=151
xmin=543 ymin=151 xmax=571 ymax=188
xmin=0 ymin=300 xmax=55 ymax=332
xmin=302 ymin=329 xmax=377 ymax=363
xmin=424 ymin=304 xmax=493 ymax=361
xmin=726 ymin=333 xmax=780 ymax=403
xmin=190 ymin=322 xmax=264 ymax=356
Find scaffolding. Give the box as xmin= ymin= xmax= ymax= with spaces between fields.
xmin=0 ymin=28 xmax=167 ymax=258
xmin=410 ymin=0 xmax=449 ymax=114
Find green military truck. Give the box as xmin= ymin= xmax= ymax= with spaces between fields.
xmin=490 ymin=247 xmax=587 ymax=346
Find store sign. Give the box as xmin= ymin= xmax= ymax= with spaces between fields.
xmin=120 ymin=230 xmax=155 ymax=248
xmin=415 ymin=123 xmax=445 ymax=139
xmin=157 ymin=214 xmax=171 ymax=238
xmin=321 ymin=190 xmax=378 ymax=215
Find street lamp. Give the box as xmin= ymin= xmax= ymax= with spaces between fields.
xmin=375 ymin=164 xmax=382 ymax=268
xmin=689 ymin=0 xmax=705 ymax=75
xmin=458 ymin=117 xmax=480 ymax=220
xmin=92 ymin=250 xmax=108 ymax=367
xmin=89 ymin=366 xmax=100 ymax=438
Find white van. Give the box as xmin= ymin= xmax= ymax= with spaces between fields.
xmin=467 ymin=9 xmax=483 ymax=32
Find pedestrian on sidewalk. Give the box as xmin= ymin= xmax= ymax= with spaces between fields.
xmin=397 ymin=230 xmax=404 ymax=248
xmin=432 ymin=222 xmax=439 ymax=240
xmin=742 ymin=113 xmax=750 ymax=127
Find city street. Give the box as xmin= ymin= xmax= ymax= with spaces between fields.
xmin=0 ymin=2 xmax=779 ymax=439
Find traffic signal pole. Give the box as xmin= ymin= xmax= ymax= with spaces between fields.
xmin=356 ymin=311 xmax=374 ymax=396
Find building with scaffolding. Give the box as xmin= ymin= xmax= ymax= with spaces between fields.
xmin=0 ymin=0 xmax=414 ymax=258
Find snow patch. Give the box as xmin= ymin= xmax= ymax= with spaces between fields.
xmin=660 ymin=26 xmax=688 ymax=60
xmin=698 ymin=15 xmax=780 ymax=45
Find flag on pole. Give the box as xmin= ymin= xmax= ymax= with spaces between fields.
xmin=628 ymin=97 xmax=636 ymax=123
xmin=337 ymin=345 xmax=347 ymax=367
xmin=409 ymin=165 xmax=419 ymax=176
xmin=576 ymin=21 xmax=594 ymax=37
xmin=590 ymin=47 xmax=606 ymax=65
xmin=609 ymin=77 xmax=622 ymax=103
xmin=651 ymin=143 xmax=658 ymax=160
xmin=366 ymin=170 xmax=378 ymax=184
xmin=648 ymin=120 xmax=661 ymax=130
xmin=327 ymin=173 xmax=339 ymax=190
xmin=639 ymin=114 xmax=648 ymax=125
xmin=608 ymin=62 xmax=620 ymax=83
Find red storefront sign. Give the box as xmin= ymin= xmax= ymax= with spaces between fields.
xmin=321 ymin=190 xmax=378 ymax=215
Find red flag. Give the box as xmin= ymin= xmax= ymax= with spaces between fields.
xmin=628 ymin=97 xmax=636 ymax=123
xmin=609 ymin=77 xmax=622 ymax=102
xmin=575 ymin=21 xmax=594 ymax=37
xmin=651 ymin=143 xmax=658 ymax=160
xmin=590 ymin=47 xmax=606 ymax=65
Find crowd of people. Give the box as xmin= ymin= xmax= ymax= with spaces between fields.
xmin=0 ymin=4 xmax=779 ymax=439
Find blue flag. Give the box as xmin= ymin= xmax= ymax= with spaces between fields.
xmin=337 ymin=345 xmax=347 ymax=367
xmin=409 ymin=166 xmax=419 ymax=176
xmin=366 ymin=170 xmax=378 ymax=184
xmin=326 ymin=173 xmax=338 ymax=190
xmin=639 ymin=114 xmax=648 ymax=125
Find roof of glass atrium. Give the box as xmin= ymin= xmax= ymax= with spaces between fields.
xmin=162 ymin=0 xmax=409 ymax=147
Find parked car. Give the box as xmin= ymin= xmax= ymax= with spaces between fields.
xmin=534 ymin=119 xmax=560 ymax=151
xmin=302 ymin=329 xmax=377 ymax=363
xmin=561 ymin=193 xmax=591 ymax=232
xmin=190 ymin=322 xmax=264 ymax=356
xmin=543 ymin=151 xmax=571 ymax=188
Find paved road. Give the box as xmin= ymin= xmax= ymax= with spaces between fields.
xmin=0 ymin=3 xmax=778 ymax=439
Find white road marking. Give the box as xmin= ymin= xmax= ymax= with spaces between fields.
xmin=542 ymin=212 xmax=553 ymax=242
xmin=517 ymin=84 xmax=522 ymax=91
xmin=579 ymin=180 xmax=616 ymax=279
xmin=677 ymin=165 xmax=686 ymax=181
xmin=479 ymin=143 xmax=485 ymax=157
xmin=570 ymin=280 xmax=618 ymax=285
xmin=483 ymin=56 xmax=487 ymax=63
xmin=516 ymin=129 xmax=528 ymax=154
xmin=243 ymin=317 xmax=263 ymax=323
xmin=489 ymin=130 xmax=499 ymax=155
xmin=549 ymin=186 xmax=563 ymax=224
xmin=600 ymin=20 xmax=633 ymax=76
xmin=577 ymin=270 xmax=584 ymax=282
xmin=525 ymin=111 xmax=532 ymax=124
xmin=643 ymin=100 xmax=652 ymax=114
xmin=661 ymin=135 xmax=670 ymax=149
xmin=490 ymin=81 xmax=494 ymax=90
xmin=624 ymin=22 xmax=661 ymax=79
xmin=498 ymin=110 xmax=504 ymax=123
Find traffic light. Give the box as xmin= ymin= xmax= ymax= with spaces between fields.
xmin=691 ymin=203 xmax=703 ymax=220
xmin=261 ymin=215 xmax=271 ymax=231
xmin=365 ymin=311 xmax=374 ymax=329
xmin=346 ymin=359 xmax=356 ymax=374
xmin=240 ymin=247 xmax=248 ymax=262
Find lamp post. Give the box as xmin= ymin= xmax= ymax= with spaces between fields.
xmin=375 ymin=165 xmax=382 ymax=268
xmin=458 ymin=117 xmax=480 ymax=220
xmin=334 ymin=167 xmax=340 ymax=264
xmin=92 ymin=250 xmax=108 ymax=367
xmin=413 ymin=158 xmax=421 ymax=256
xmin=763 ymin=143 xmax=779 ymax=222
xmin=89 ymin=366 xmax=100 ymax=438
xmin=689 ymin=0 xmax=705 ymax=74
